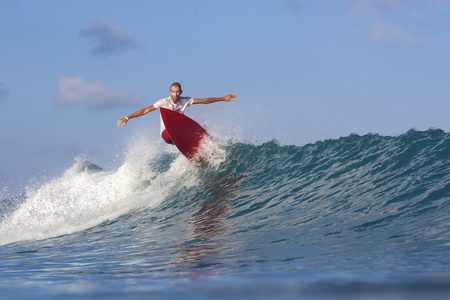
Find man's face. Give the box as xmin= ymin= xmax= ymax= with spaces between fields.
xmin=170 ymin=85 xmax=182 ymax=103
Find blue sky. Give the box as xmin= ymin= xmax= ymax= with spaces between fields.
xmin=1 ymin=0 xmax=449 ymax=195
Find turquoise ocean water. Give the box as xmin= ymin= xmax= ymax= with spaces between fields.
xmin=1 ymin=129 xmax=449 ymax=299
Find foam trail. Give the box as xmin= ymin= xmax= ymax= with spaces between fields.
xmin=0 ymin=135 xmax=197 ymax=246
xmin=190 ymin=134 xmax=228 ymax=167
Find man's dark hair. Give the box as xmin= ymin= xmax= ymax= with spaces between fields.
xmin=171 ymin=82 xmax=182 ymax=90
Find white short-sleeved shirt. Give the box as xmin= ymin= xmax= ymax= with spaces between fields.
xmin=153 ymin=96 xmax=194 ymax=134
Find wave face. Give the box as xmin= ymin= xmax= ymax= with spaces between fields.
xmin=0 ymin=129 xmax=449 ymax=298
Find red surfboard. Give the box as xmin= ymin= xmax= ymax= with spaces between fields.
xmin=160 ymin=107 xmax=209 ymax=162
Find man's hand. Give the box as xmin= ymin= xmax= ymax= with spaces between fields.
xmin=224 ymin=94 xmax=237 ymax=101
xmin=117 ymin=118 xmax=128 ymax=128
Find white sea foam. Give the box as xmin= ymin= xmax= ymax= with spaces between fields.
xmin=0 ymin=133 xmax=204 ymax=246
xmin=195 ymin=134 xmax=228 ymax=168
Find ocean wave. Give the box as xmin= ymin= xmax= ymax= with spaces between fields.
xmin=0 ymin=129 xmax=449 ymax=266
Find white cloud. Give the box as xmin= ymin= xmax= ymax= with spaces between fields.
xmin=56 ymin=76 xmax=142 ymax=109
xmin=344 ymin=1 xmax=441 ymax=47
xmin=427 ymin=0 xmax=442 ymax=9
xmin=347 ymin=0 xmax=406 ymax=16
xmin=81 ymin=18 xmax=137 ymax=55
xmin=0 ymin=82 xmax=9 ymax=98
xmin=372 ymin=22 xmax=420 ymax=46
xmin=347 ymin=0 xmax=441 ymax=16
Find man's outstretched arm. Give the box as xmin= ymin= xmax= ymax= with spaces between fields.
xmin=117 ymin=105 xmax=157 ymax=128
xmin=193 ymin=94 xmax=236 ymax=104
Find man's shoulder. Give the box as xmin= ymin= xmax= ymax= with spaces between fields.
xmin=154 ymin=97 xmax=171 ymax=106
xmin=159 ymin=96 xmax=171 ymax=102
xmin=180 ymin=97 xmax=194 ymax=104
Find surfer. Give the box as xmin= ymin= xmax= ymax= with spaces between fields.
xmin=117 ymin=82 xmax=236 ymax=144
